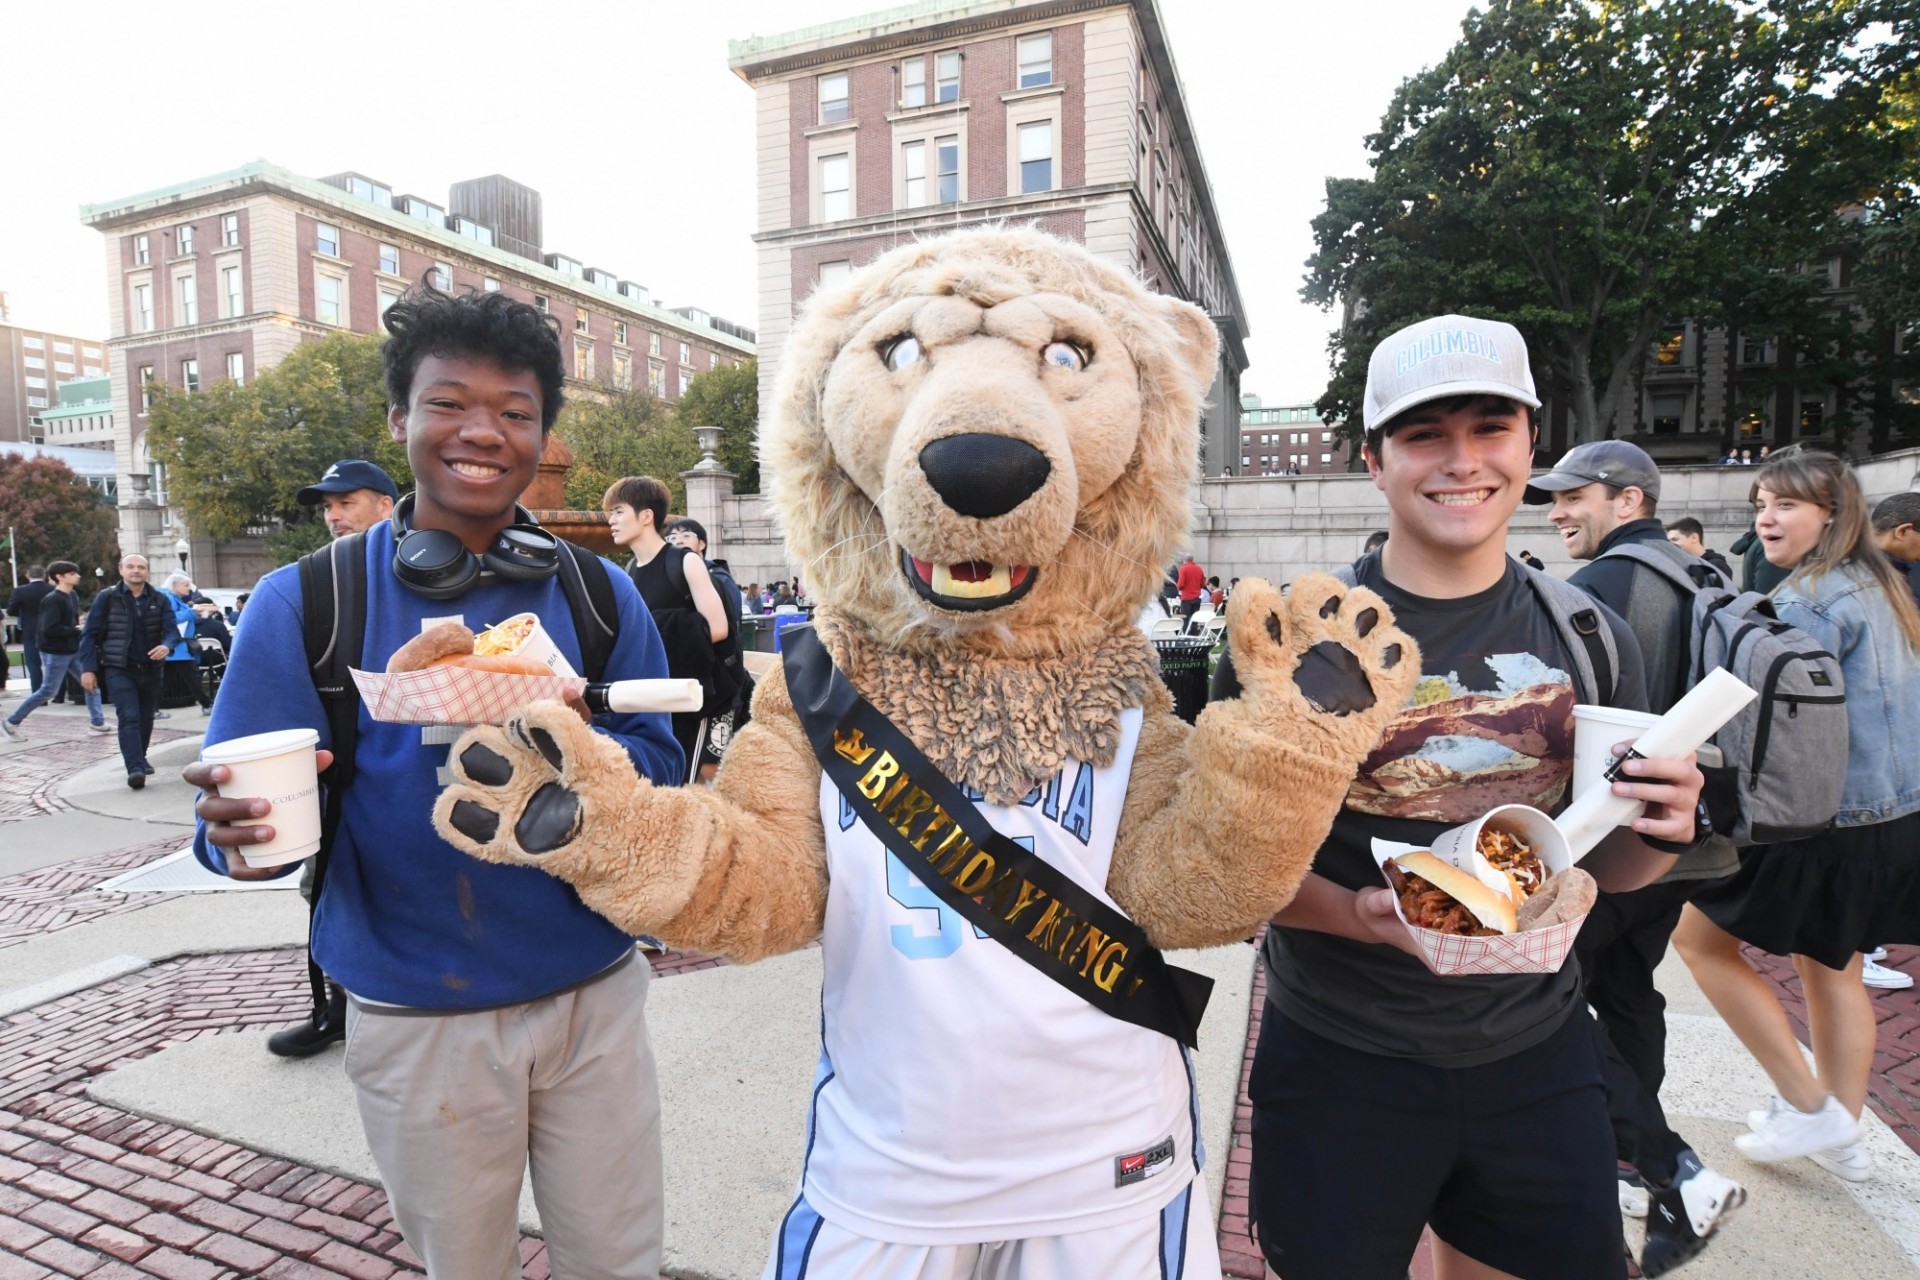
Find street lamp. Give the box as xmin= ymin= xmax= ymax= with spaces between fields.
xmin=175 ymin=537 xmax=190 ymax=571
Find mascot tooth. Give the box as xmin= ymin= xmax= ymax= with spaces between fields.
xmin=434 ymin=227 xmax=1420 ymax=1273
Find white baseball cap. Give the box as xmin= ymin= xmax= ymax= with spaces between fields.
xmin=1363 ymin=314 xmax=1541 ymax=431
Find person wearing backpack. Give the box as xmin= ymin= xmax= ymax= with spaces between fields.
xmin=1214 ymin=315 xmax=1705 ymax=1280
xmin=1533 ymin=440 xmax=1746 ymax=1273
xmin=666 ymin=517 xmax=754 ymax=782
xmin=1674 ymin=451 xmax=1920 ymax=1185
xmin=604 ymin=476 xmax=733 ymax=783
xmin=185 ymin=284 xmax=683 ymax=1278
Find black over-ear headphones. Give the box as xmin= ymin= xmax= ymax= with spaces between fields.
xmin=389 ymin=493 xmax=562 ymax=600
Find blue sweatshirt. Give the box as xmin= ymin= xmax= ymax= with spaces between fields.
xmin=193 ymin=522 xmax=683 ymax=1008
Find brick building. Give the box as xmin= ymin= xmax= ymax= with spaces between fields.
xmin=0 ymin=296 xmax=109 ymax=446
xmin=1239 ymin=396 xmax=1350 ymax=476
xmin=730 ymin=0 xmax=1250 ymax=475
xmin=79 ymin=162 xmax=755 ymax=583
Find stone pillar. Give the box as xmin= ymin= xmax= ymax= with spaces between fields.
xmin=681 ymin=425 xmax=736 ymax=559
xmin=118 ymin=473 xmax=164 ymax=576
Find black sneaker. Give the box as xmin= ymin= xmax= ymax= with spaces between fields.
xmin=126 ymin=772 xmax=145 ymax=790
xmin=267 ymin=983 xmax=347 ymax=1058
xmin=1640 ymin=1153 xmax=1746 ymax=1277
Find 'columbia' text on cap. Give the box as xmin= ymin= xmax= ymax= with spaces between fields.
xmin=1364 ymin=314 xmax=1542 ymax=431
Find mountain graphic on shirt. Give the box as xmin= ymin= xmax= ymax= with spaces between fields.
xmin=1347 ymin=652 xmax=1574 ymax=822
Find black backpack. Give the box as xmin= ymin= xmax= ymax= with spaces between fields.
xmin=660 ymin=546 xmax=747 ymax=717
xmin=288 ymin=530 xmax=620 ymax=1023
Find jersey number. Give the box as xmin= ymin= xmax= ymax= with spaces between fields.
xmin=885 ymin=841 xmax=1021 ymax=959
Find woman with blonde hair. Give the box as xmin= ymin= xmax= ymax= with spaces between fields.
xmin=1674 ymin=450 xmax=1920 ymax=1183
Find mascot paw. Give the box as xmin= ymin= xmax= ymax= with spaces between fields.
xmin=1227 ymin=573 xmax=1420 ymax=758
xmin=433 ymin=700 xmax=632 ymax=866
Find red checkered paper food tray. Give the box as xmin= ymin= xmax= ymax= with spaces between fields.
xmin=350 ymin=666 xmax=585 ymax=726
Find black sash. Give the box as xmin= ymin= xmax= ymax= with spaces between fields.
xmin=783 ymin=625 xmax=1212 ymax=1048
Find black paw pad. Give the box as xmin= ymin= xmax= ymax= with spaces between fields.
xmin=450 ymin=800 xmax=500 ymax=844
xmin=1293 ymin=640 xmax=1377 ymax=716
xmin=1265 ymin=612 xmax=1284 ymax=646
xmin=1355 ymin=607 xmax=1379 ymax=637
xmin=530 ymin=727 xmax=566 ymax=772
xmin=515 ymin=782 xmax=581 ymax=854
xmin=1382 ymin=643 xmax=1403 ymax=669
xmin=1318 ymin=595 xmax=1342 ymax=619
xmin=459 ymin=743 xmax=513 ymax=787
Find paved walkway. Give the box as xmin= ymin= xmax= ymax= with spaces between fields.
xmin=3 ymin=698 xmax=1919 ymax=1278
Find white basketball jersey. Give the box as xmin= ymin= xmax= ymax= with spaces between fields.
xmin=800 ymin=707 xmax=1202 ymax=1244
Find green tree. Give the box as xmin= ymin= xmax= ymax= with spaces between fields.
xmin=0 ymin=455 xmax=120 ymax=589
xmin=145 ymin=333 xmax=408 ymax=540
xmin=671 ymin=358 xmax=760 ymax=492
xmin=1304 ymin=0 xmax=1880 ymax=445
xmin=554 ymin=388 xmax=700 ymax=512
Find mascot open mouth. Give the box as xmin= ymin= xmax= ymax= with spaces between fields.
xmin=900 ymin=550 xmax=1039 ymax=612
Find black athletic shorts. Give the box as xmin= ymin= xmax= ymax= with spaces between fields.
xmin=1248 ymin=1006 xmax=1624 ymax=1280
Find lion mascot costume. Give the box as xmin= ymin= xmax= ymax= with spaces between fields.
xmin=434 ymin=228 xmax=1417 ymax=1276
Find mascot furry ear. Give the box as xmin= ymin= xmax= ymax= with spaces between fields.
xmin=433 ymin=226 xmax=1418 ymax=1251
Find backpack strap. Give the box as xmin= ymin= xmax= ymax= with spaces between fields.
xmin=1520 ymin=562 xmax=1618 ymax=707
xmin=557 ymin=540 xmax=619 ymax=683
xmin=661 ymin=543 xmax=695 ymax=610
xmin=295 ymin=531 xmax=368 ymax=1023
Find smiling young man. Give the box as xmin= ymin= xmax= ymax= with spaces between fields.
xmin=1232 ymin=316 xmax=1706 ymax=1280
xmin=186 ymin=284 xmax=682 ymax=1279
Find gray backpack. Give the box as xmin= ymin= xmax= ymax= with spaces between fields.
xmin=1601 ymin=543 xmax=1846 ymax=845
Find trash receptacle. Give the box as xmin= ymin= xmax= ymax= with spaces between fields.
xmin=1154 ymin=637 xmax=1213 ymax=724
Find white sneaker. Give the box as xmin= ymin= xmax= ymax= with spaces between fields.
xmin=1866 ymin=947 xmax=1889 ymax=962
xmin=0 ymin=720 xmax=23 ymax=742
xmin=1748 ymin=1094 xmax=1789 ymax=1133
xmin=1863 ymin=958 xmax=1913 ymax=990
xmin=1809 ymin=1141 xmax=1873 ymax=1183
xmin=1736 ymin=1094 xmax=1860 ymax=1163
xmin=1618 ymin=1165 xmax=1650 ymax=1218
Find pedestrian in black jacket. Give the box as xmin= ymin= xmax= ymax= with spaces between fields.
xmin=1 ymin=562 xmax=109 ymax=740
xmin=5 ymin=565 xmax=52 ymax=696
xmin=77 ymin=554 xmax=173 ymax=787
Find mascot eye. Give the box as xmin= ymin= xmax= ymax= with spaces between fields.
xmin=1042 ymin=341 xmax=1089 ymax=372
xmin=882 ymin=335 xmax=922 ymax=372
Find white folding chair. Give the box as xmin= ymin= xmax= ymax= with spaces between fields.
xmin=1150 ymin=617 xmax=1185 ymax=637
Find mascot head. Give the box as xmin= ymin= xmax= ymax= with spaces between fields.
xmin=765 ymin=227 xmax=1219 ymax=659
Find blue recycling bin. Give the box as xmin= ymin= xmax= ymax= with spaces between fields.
xmin=771 ymin=612 xmax=813 ymax=652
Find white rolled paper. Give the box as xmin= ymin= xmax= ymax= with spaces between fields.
xmin=1556 ymin=668 xmax=1759 ymax=860
xmin=601 ymin=678 xmax=705 ymax=714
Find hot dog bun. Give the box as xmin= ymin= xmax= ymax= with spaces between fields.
xmin=385 ymin=622 xmax=549 ymax=677
xmin=436 ymin=651 xmax=550 ymax=676
xmin=1393 ymin=850 xmax=1518 ymax=935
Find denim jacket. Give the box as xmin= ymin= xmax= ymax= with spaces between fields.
xmin=1773 ymin=563 xmax=1920 ymax=826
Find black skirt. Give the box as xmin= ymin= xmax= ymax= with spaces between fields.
xmin=1690 ymin=809 xmax=1920 ymax=970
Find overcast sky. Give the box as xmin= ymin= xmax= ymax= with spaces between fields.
xmin=0 ymin=0 xmax=1478 ymax=403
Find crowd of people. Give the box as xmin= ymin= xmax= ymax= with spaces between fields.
xmin=3 ymin=283 xmax=1914 ymax=1280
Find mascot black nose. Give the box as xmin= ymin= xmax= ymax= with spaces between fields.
xmin=919 ymin=433 xmax=1052 ymax=519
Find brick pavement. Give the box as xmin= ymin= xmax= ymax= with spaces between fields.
xmin=0 ymin=711 xmax=190 ymax=824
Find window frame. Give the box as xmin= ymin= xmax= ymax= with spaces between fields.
xmin=935 ymin=50 xmax=961 ymax=102
xmin=226 ymin=352 xmax=246 ymax=386
xmin=818 ymin=151 xmax=853 ymax=222
xmin=378 ymin=242 xmax=400 ymax=275
xmin=1016 ymin=32 xmax=1053 ymax=88
xmin=315 ymin=222 xmax=340 ymax=257
xmin=819 ymin=71 xmax=850 ymax=123
xmin=221 ymin=213 xmax=240 ymax=247
xmin=901 ymin=57 xmax=927 ymax=108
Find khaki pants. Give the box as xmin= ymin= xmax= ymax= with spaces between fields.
xmin=344 ymin=954 xmax=664 ymax=1279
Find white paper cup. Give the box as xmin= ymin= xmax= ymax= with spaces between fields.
xmin=202 ymin=728 xmax=322 ymax=869
xmin=481 ymin=612 xmax=577 ymax=679
xmin=1571 ymin=705 xmax=1660 ymax=809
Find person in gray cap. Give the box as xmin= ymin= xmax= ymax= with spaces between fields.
xmin=1532 ymin=440 xmax=1749 ymax=1272
xmin=298 ymin=459 xmax=399 ymax=539
xmin=1220 ymin=314 xmax=1706 ymax=1280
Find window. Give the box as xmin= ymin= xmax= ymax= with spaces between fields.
xmin=819 ymin=72 xmax=849 ymax=123
xmin=1018 ymin=121 xmax=1053 ymax=193
xmin=317 ymin=274 xmax=342 ymax=326
xmin=53 ymin=341 xmax=72 ymax=354
xmin=24 ymin=376 xmax=46 ymax=389
xmin=483 ymin=277 xmax=500 ymax=293
xmin=379 ymin=243 xmax=400 ymax=275
xmin=647 ymin=360 xmax=664 ymax=395
xmin=345 ymin=176 xmax=392 ymax=205
xmin=820 ymin=153 xmax=851 ymax=221
xmin=139 ymin=366 xmax=155 ymax=412
xmin=134 ymin=283 xmax=153 ymax=333
xmin=83 ymin=346 xmax=101 ymax=359
xmin=379 ymin=288 xmax=402 ymax=321
xmin=222 ymin=213 xmax=240 ymax=247
xmin=432 ymin=263 xmax=452 ymax=290
xmin=222 ymin=265 xmax=243 ymax=318
xmin=574 ymin=342 xmax=593 ymax=380
xmin=679 ymin=341 xmax=691 ymax=365
xmin=176 ymin=275 xmax=197 ymax=326
xmin=937 ymin=136 xmax=959 ymax=203
xmin=614 ymin=351 xmax=632 ymax=390
xmin=27 ymin=396 xmax=46 ymax=410
xmin=902 ymin=58 xmax=926 ymax=108
xmin=21 ymin=336 xmax=42 ymax=349
xmin=1322 ymin=431 xmax=1332 ymax=442
xmin=1740 ymin=337 xmax=1773 ymax=365
xmin=181 ymin=359 xmax=199 ymax=392
xmin=133 ymin=235 xmax=150 ymax=265
xmin=226 ymin=352 xmax=245 ymax=386
xmin=576 ymin=307 xmax=590 ymax=334
xmin=615 ymin=320 xmax=628 ymax=346
xmin=1650 ymin=391 xmax=1686 ymax=434
xmin=23 ymin=356 xmax=44 ymax=370
xmin=1017 ymin=32 xmax=1052 ymax=88
xmin=1800 ymin=399 xmax=1825 ymax=432
xmin=679 ymin=369 xmax=691 ymax=397
xmin=819 ymin=260 xmax=853 ymax=289
xmin=903 ymin=141 xmax=928 ymax=208
xmin=55 ymin=361 xmax=73 ymax=374
xmin=177 ymin=223 xmax=195 ymax=255
xmin=936 ymin=51 xmax=960 ymax=102
xmin=1321 ymin=453 xmax=1333 ymax=465
xmin=534 ymin=294 xmax=549 ymax=312
xmin=649 ymin=333 xmax=662 ymax=358
xmin=316 ymin=222 xmax=339 ymax=256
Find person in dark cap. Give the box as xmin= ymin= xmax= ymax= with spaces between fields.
xmin=298 ymin=459 xmax=399 ymax=539
xmin=664 ymin=516 xmax=751 ymax=783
